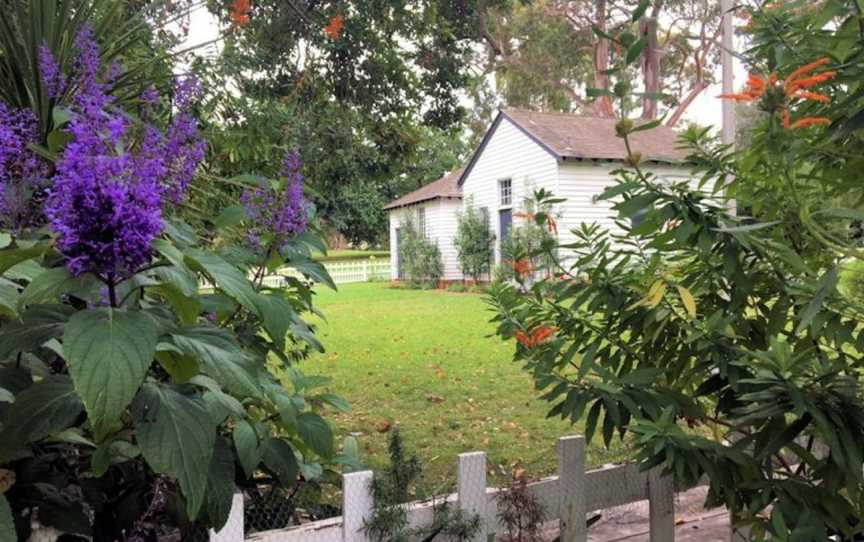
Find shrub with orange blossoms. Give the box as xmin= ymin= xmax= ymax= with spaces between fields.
xmin=324 ymin=14 xmax=344 ymax=40
xmin=507 ymin=258 xmax=534 ymax=278
xmin=229 ymin=0 xmax=250 ymax=25
xmin=718 ymin=58 xmax=835 ymax=129
xmin=513 ymin=326 xmax=557 ymax=348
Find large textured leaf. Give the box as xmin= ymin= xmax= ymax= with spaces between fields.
xmin=0 ymin=375 xmax=83 ymax=446
xmin=64 ymin=308 xmax=158 ymax=437
xmin=18 ymin=267 xmax=96 ymax=307
xmin=0 ymin=245 xmax=48 ymax=275
xmin=132 ymin=384 xmax=216 ymax=519
xmin=286 ymin=257 xmax=336 ymax=290
xmin=0 ymin=495 xmax=14 ymax=541
xmin=233 ymin=420 xmax=264 ymax=478
xmin=297 ymin=413 xmax=334 ymax=458
xmin=0 ymin=304 xmax=75 ymax=360
xmin=153 ymin=239 xmax=199 ymax=296
xmin=0 ymin=283 xmax=17 ymax=318
xmin=263 ymin=438 xmax=299 ymax=486
xmin=170 ymin=326 xmax=261 ymax=398
xmin=204 ymin=437 xmax=236 ymax=531
xmin=255 ymin=293 xmax=294 ymax=350
xmin=185 ymin=250 xmax=260 ymax=316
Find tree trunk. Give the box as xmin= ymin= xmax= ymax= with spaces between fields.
xmin=592 ymin=0 xmax=614 ymax=117
xmin=640 ymin=17 xmax=661 ymax=119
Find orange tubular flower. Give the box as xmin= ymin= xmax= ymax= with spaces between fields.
xmin=229 ymin=0 xmax=250 ymax=25
xmin=719 ymin=58 xmax=835 ymax=130
xmin=514 ymin=326 xmax=558 ymax=348
xmin=789 ymin=117 xmax=831 ymax=129
xmin=513 ymin=211 xmax=535 ymax=220
xmin=324 ymin=14 xmax=344 ymax=39
xmin=546 ymin=215 xmax=558 ymax=235
xmin=508 ymin=259 xmax=533 ymax=278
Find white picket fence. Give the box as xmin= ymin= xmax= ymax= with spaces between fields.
xmin=210 ymin=435 xmax=720 ymax=542
xmin=260 ymin=260 xmax=390 ymax=288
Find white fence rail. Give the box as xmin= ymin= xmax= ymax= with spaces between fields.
xmin=260 ymin=260 xmax=390 ymax=288
xmin=211 ymin=435 xmax=719 ymax=542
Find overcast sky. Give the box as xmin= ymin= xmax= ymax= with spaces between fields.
xmin=179 ymin=5 xmax=746 ymax=130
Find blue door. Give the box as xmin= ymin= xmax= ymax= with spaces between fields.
xmin=499 ymin=208 xmax=513 ymax=244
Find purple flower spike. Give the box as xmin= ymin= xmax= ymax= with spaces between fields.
xmin=241 ymin=150 xmax=309 ymax=251
xmin=0 ymin=102 xmax=47 ymax=232
xmin=41 ymin=27 xmax=204 ymax=279
xmin=38 ymin=44 xmax=66 ymax=98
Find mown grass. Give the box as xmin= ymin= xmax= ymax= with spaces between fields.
xmin=301 ymin=282 xmax=630 ymax=489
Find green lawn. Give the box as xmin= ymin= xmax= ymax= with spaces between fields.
xmin=302 ymin=282 xmax=629 ymax=489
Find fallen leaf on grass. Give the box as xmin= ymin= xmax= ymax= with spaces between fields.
xmin=426 ymin=394 xmax=445 ymax=404
xmin=375 ymin=420 xmax=392 ymax=433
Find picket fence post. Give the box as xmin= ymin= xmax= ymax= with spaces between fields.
xmin=648 ymin=467 xmax=675 ymax=541
xmin=343 ymin=470 xmax=374 ymax=542
xmin=457 ymin=452 xmax=488 ymax=541
xmin=558 ymin=436 xmax=587 ymax=542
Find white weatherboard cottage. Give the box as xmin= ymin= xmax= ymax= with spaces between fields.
xmin=385 ymin=109 xmax=692 ymax=281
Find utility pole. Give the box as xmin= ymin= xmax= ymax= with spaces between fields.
xmin=721 ymin=0 xmax=736 ymax=146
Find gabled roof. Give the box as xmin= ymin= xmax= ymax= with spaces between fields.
xmin=458 ymin=109 xmax=688 ymax=186
xmin=383 ymin=168 xmax=464 ymax=211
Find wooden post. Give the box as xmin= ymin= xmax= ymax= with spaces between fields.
xmin=209 ymin=492 xmax=244 ymax=542
xmin=558 ymin=436 xmax=587 ymax=542
xmin=343 ymin=470 xmax=374 ymax=542
xmin=720 ymin=0 xmax=735 ymax=147
xmin=647 ymin=468 xmax=675 ymax=541
xmin=457 ymin=452 xmax=488 ymax=542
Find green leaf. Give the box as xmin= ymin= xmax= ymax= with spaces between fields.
xmin=591 ymin=24 xmax=614 ymax=41
xmin=0 ymin=244 xmax=48 ymax=275
xmin=255 ymin=293 xmax=295 ymax=351
xmin=631 ymin=118 xmax=663 ymax=133
xmin=625 ymin=38 xmax=647 ymax=65
xmin=233 ymin=420 xmax=265 ymax=478
xmin=0 ymin=495 xmax=14 ymax=542
xmin=213 ymin=204 xmax=246 ymax=230
xmin=186 ymin=250 xmax=261 ymax=315
xmin=715 ymin=221 xmax=780 ymax=233
xmin=297 ymin=412 xmax=334 ymax=458
xmin=0 ymin=387 xmax=12 ymax=403
xmin=170 ymin=326 xmax=261 ymax=398
xmin=796 ymin=266 xmax=839 ymax=334
xmin=315 ymin=393 xmax=350 ymax=413
xmin=676 ymin=285 xmax=697 ymax=318
xmin=286 ymin=257 xmax=336 ymax=291
xmin=0 ymin=375 xmax=83 ymax=447
xmin=0 ymin=304 xmax=74 ymax=360
xmin=156 ymin=347 xmax=200 ymax=384
xmin=204 ymin=437 xmax=236 ymax=531
xmin=52 ymin=106 xmax=72 ymax=128
xmin=632 ymin=0 xmax=651 ymax=21
xmin=19 ymin=267 xmax=96 ymax=307
xmin=263 ymin=438 xmax=299 ymax=486
xmin=153 ymin=239 xmax=199 ymax=296
xmin=132 ymin=383 xmax=216 ymax=520
xmin=47 ymin=130 xmax=73 ymax=153
xmin=0 ymin=283 xmax=18 ymax=318
xmin=64 ymin=308 xmax=158 ymax=437
xmin=152 ymin=284 xmax=200 ymax=325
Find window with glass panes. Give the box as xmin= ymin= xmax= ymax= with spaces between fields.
xmin=499 ymin=179 xmax=512 ymax=207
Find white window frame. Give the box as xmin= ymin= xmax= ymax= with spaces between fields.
xmin=498 ymin=178 xmax=512 ymax=208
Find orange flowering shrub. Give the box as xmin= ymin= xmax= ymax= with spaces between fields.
xmin=229 ymin=0 xmax=250 ymax=25
xmin=718 ymin=58 xmax=835 ymax=129
xmin=324 ymin=14 xmax=344 ymax=40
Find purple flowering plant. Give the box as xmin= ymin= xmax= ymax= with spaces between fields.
xmin=0 ymin=26 xmax=348 ymax=538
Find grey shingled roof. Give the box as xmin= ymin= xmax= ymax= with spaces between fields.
xmin=383 ymin=168 xmax=464 ymax=211
xmin=500 ymin=109 xmax=689 ymax=163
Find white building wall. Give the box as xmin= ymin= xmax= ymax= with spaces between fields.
xmin=387 ymin=198 xmax=463 ymax=281
xmin=460 ymin=117 xmax=560 ymax=264
xmin=555 ymin=162 xmax=694 ymax=260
